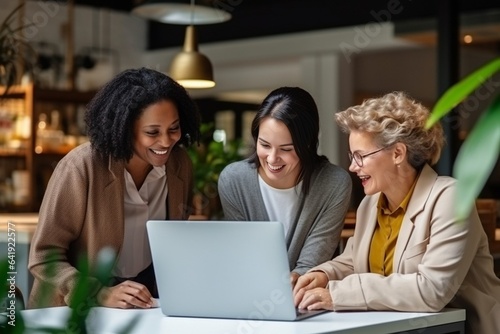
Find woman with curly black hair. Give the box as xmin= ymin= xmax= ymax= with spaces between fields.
xmin=28 ymin=68 xmax=200 ymax=309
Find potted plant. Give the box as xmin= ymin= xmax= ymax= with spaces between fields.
xmin=1 ymin=3 xmax=35 ymax=95
xmin=187 ymin=122 xmax=245 ymax=219
xmin=426 ymin=57 xmax=500 ymax=220
xmin=1 ymin=248 xmax=137 ymax=333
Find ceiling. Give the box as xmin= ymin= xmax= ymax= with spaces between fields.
xmin=67 ymin=0 xmax=500 ymax=50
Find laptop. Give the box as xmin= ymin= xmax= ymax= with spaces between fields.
xmin=146 ymin=220 xmax=327 ymax=321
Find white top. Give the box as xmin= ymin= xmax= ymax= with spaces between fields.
xmin=113 ymin=166 xmax=168 ymax=278
xmin=258 ymin=175 xmax=300 ymax=235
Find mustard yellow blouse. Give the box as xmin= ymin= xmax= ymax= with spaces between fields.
xmin=369 ymin=178 xmax=418 ymax=275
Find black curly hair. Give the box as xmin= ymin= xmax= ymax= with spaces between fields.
xmin=85 ymin=67 xmax=201 ymax=161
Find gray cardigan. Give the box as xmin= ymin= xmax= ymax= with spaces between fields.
xmin=218 ymin=160 xmax=352 ymax=275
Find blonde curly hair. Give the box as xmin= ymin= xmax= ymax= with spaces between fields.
xmin=335 ymin=91 xmax=445 ymax=170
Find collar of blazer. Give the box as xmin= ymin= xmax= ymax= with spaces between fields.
xmin=356 ymin=164 xmax=439 ymax=273
xmin=394 ymin=164 xmax=438 ymax=272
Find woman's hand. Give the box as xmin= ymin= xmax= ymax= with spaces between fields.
xmin=297 ymin=287 xmax=333 ymax=311
xmin=97 ymin=280 xmax=154 ymax=309
xmin=290 ymin=272 xmax=301 ymax=288
xmin=293 ymin=271 xmax=329 ymax=307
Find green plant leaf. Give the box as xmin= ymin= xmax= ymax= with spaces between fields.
xmin=37 ymin=252 xmax=58 ymax=309
xmin=0 ymin=4 xmax=24 ymax=33
xmin=426 ymin=58 xmax=500 ymax=128
xmin=0 ymin=258 xmax=7 ymax=296
xmin=93 ymin=247 xmax=115 ymax=285
xmin=67 ymin=256 xmax=91 ymax=334
xmin=453 ymin=95 xmax=500 ymax=220
xmin=0 ymin=258 xmax=9 ymax=330
xmin=1 ymin=2 xmax=37 ymax=96
xmin=187 ymin=122 xmax=246 ymax=197
xmin=66 ymin=248 xmax=117 ymax=334
xmin=0 ymin=249 xmax=134 ymax=333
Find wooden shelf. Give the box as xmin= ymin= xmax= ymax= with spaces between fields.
xmin=0 ymin=148 xmax=28 ymax=156
xmin=0 ymin=84 xmax=96 ymax=212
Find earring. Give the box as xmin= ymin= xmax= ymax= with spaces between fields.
xmin=397 ymin=164 xmax=400 ymax=168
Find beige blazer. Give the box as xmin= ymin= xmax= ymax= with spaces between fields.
xmin=312 ymin=164 xmax=500 ymax=334
xmin=28 ymin=142 xmax=193 ymax=308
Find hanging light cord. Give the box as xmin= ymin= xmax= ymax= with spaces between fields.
xmin=190 ymin=0 xmax=195 ymax=25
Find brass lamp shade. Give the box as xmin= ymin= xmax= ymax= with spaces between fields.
xmin=169 ymin=25 xmax=215 ymax=89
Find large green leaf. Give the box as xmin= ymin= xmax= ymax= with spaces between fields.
xmin=68 ymin=257 xmax=91 ymax=334
xmin=453 ymin=95 xmax=500 ymax=220
xmin=37 ymin=252 xmax=58 ymax=309
xmin=0 ymin=4 xmax=24 ymax=34
xmin=426 ymin=58 xmax=500 ymax=128
xmin=93 ymin=247 xmax=115 ymax=285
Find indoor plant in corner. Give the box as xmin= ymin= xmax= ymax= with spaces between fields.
xmin=426 ymin=57 xmax=500 ymax=220
xmin=0 ymin=3 xmax=35 ymax=95
xmin=1 ymin=248 xmax=138 ymax=333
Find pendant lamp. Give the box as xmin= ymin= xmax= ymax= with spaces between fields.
xmin=169 ymin=25 xmax=215 ymax=88
xmin=132 ymin=0 xmax=229 ymax=89
xmin=132 ymin=0 xmax=231 ymax=25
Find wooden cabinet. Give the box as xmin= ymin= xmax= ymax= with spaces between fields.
xmin=0 ymin=85 xmax=96 ymax=212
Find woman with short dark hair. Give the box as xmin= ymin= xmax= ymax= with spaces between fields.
xmin=218 ymin=86 xmax=352 ymax=286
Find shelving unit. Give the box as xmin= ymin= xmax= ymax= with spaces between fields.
xmin=0 ymin=85 xmax=96 ymax=212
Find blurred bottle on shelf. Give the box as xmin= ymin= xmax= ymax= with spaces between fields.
xmin=35 ymin=112 xmax=48 ymax=154
xmin=0 ymin=169 xmax=10 ymax=208
xmin=12 ymin=169 xmax=30 ymax=207
xmin=2 ymin=178 xmax=14 ymax=208
xmin=35 ymin=110 xmax=65 ymax=153
xmin=0 ymin=98 xmax=30 ymax=153
xmin=49 ymin=109 xmax=65 ymax=150
xmin=0 ymin=108 xmax=14 ymax=148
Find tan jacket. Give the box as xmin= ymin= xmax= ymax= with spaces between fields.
xmin=312 ymin=164 xmax=500 ymax=334
xmin=28 ymin=142 xmax=193 ymax=308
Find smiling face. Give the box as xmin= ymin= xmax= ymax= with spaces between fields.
xmin=348 ymin=130 xmax=395 ymax=196
xmin=131 ymin=100 xmax=181 ymax=169
xmin=256 ymin=117 xmax=301 ymax=189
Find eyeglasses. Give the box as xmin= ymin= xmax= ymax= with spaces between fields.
xmin=348 ymin=147 xmax=386 ymax=167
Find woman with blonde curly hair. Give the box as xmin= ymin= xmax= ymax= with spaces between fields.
xmin=293 ymin=91 xmax=500 ymax=334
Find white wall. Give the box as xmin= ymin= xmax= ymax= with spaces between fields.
xmin=354 ymin=47 xmax=437 ymax=103
xmin=3 ymin=2 xmax=498 ymax=163
xmin=143 ymin=22 xmax=414 ymax=163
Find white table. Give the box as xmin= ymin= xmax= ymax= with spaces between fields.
xmin=20 ymin=306 xmax=465 ymax=334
